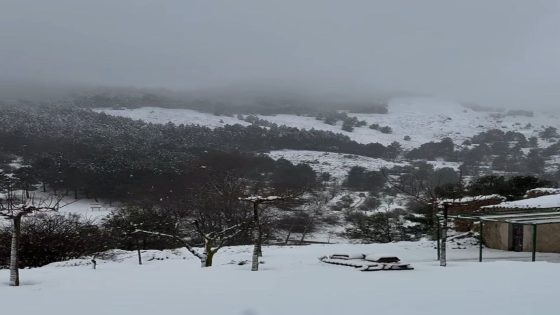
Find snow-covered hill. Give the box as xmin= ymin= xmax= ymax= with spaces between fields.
xmin=95 ymin=96 xmax=560 ymax=150
xmin=266 ymin=150 xmax=461 ymax=181
xmin=267 ymin=150 xmax=407 ymax=179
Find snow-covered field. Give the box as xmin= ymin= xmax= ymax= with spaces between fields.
xmin=95 ymin=97 xmax=560 ymax=150
xmin=2 ymin=241 xmax=559 ymax=315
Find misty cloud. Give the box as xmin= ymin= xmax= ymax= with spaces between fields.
xmin=1 ymin=0 xmax=560 ymax=108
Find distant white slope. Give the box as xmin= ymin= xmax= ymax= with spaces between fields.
xmin=95 ymin=106 xmax=250 ymax=128
xmin=266 ymin=150 xmax=407 ymax=180
xmin=95 ymin=96 xmax=559 ymax=150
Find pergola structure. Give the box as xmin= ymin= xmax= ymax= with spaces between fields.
xmin=437 ymin=207 xmax=560 ymax=264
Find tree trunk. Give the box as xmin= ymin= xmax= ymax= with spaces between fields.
xmin=74 ymin=188 xmax=78 ymax=200
xmin=251 ymin=230 xmax=260 ymax=271
xmin=205 ymin=251 xmax=214 ymax=267
xmin=300 ymin=226 xmax=308 ymax=245
xmin=10 ymin=216 xmax=22 ymax=286
xmin=201 ymin=240 xmax=213 ymax=268
xmin=256 ymin=226 xmax=263 ymax=257
xmin=284 ymin=229 xmax=292 ymax=245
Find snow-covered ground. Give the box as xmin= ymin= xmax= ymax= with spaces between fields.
xmin=96 ymin=106 xmax=250 ymax=128
xmin=267 ymin=150 xmax=407 ymax=180
xmin=95 ymin=96 xmax=560 ymax=150
xmin=266 ymin=150 xmax=461 ymax=181
xmin=2 ymin=241 xmax=559 ymax=315
xmin=32 ymin=191 xmax=116 ymax=221
xmin=57 ymin=197 xmax=116 ymax=221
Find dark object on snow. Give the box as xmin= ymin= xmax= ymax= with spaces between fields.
xmin=320 ymin=254 xmax=413 ymax=272
xmin=329 ymin=253 xmax=366 ymax=260
xmin=364 ymin=255 xmax=401 ymax=263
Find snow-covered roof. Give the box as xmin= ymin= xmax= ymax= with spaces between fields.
xmin=439 ymin=194 xmax=505 ymax=205
xmin=524 ymin=187 xmax=560 ymax=197
xmin=483 ymin=194 xmax=560 ymax=210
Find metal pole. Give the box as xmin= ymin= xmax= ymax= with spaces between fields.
xmin=532 ymin=224 xmax=537 ymax=262
xmin=137 ymin=238 xmax=143 ymax=265
xmin=137 ymin=248 xmax=142 ymax=265
xmin=479 ymin=220 xmax=483 ymax=262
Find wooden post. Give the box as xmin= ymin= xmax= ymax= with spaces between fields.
xmin=532 ymin=224 xmax=537 ymax=262
xmin=251 ymin=202 xmax=261 ymax=271
xmin=9 ymin=216 xmax=22 ymax=286
xmin=440 ymin=204 xmax=448 ymax=267
xmin=433 ymin=201 xmax=440 ymax=260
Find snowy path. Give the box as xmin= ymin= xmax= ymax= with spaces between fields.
xmin=2 ymin=241 xmax=559 ymax=315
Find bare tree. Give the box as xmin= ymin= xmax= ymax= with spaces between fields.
xmin=134 ymin=219 xmax=250 ymax=267
xmin=0 ymin=183 xmax=61 ymax=286
xmin=280 ymin=191 xmax=327 ymax=245
xmin=382 ymin=166 xmax=464 ymax=266
xmin=239 ymin=195 xmax=293 ymax=271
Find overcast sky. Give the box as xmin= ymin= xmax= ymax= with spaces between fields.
xmin=1 ymin=0 xmax=560 ymax=108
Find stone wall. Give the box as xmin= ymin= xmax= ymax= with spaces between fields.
xmin=522 ymin=224 xmax=560 ymax=252
xmin=482 ymin=222 xmax=510 ymax=251
xmin=483 ymin=222 xmax=560 ymax=253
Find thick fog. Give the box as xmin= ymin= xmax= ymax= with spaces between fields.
xmin=1 ymin=0 xmax=560 ymax=108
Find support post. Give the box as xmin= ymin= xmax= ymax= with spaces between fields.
xmin=532 ymin=224 xmax=537 ymax=262
xmin=436 ymin=218 xmax=441 ymax=261
xmin=433 ymin=201 xmax=440 ymax=261
xmin=440 ymin=204 xmax=448 ymax=267
xmin=479 ymin=220 xmax=483 ymax=262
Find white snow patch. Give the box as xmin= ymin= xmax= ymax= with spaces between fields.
xmin=484 ymin=194 xmax=560 ymax=210
xmin=266 ymin=150 xmax=406 ymax=180
xmin=94 ymin=107 xmax=250 ymax=128
xmin=95 ymin=97 xmax=560 ymax=150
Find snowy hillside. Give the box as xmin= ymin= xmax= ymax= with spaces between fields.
xmin=95 ymin=97 xmax=560 ymax=150
xmin=95 ymin=106 xmax=251 ymax=128
xmin=267 ymin=150 xmax=406 ymax=180
xmin=266 ymin=150 xmax=461 ymax=181
xmin=2 ymin=241 xmax=560 ymax=315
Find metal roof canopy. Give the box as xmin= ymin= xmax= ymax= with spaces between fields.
xmin=436 ymin=208 xmax=560 ymax=264
xmin=441 ymin=208 xmax=560 ymax=225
